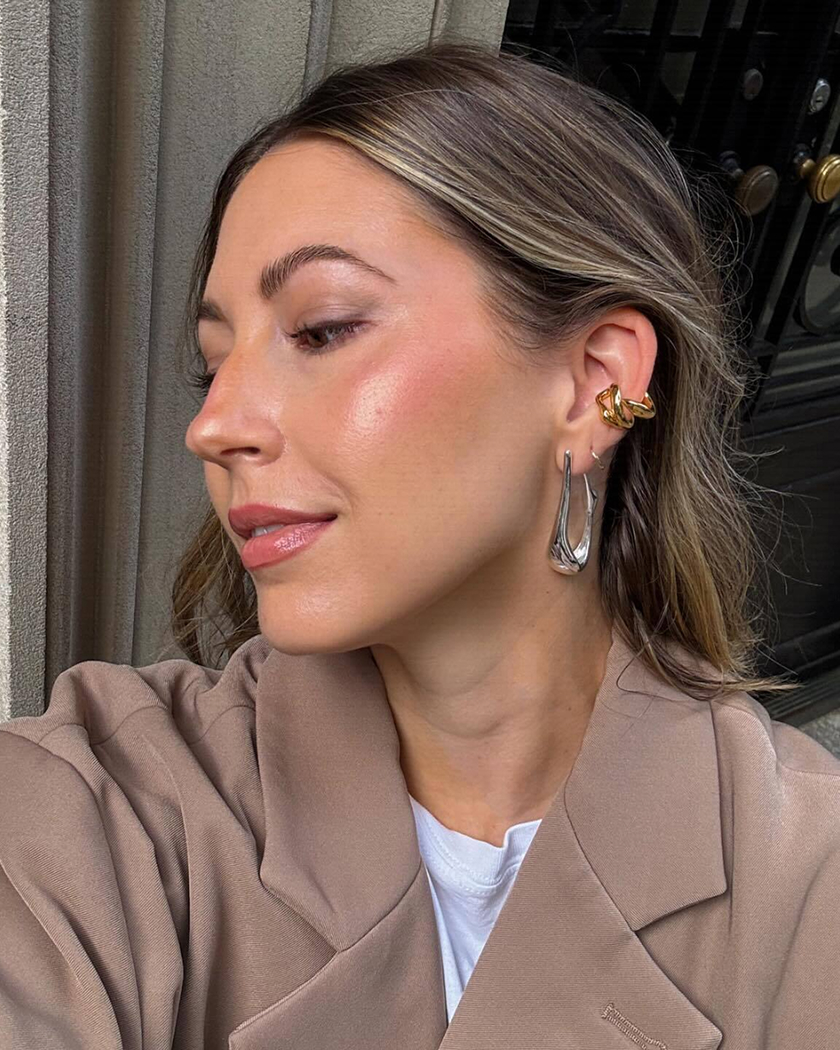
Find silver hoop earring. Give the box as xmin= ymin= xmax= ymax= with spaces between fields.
xmin=548 ymin=449 xmax=599 ymax=574
xmin=591 ymin=449 xmax=607 ymax=471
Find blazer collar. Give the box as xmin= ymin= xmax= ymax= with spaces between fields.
xmin=234 ymin=627 xmax=726 ymax=1049
xmin=254 ymin=638 xmax=421 ymax=949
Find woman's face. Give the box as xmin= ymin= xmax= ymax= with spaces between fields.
xmin=185 ymin=136 xmax=577 ymax=654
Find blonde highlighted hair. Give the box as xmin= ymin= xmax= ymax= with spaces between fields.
xmin=172 ymin=40 xmax=792 ymax=699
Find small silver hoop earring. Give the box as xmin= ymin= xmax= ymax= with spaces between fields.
xmin=548 ymin=449 xmax=599 ymax=574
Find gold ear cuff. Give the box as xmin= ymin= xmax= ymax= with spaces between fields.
xmin=596 ymin=384 xmax=656 ymax=430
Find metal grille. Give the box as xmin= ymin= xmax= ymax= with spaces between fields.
xmin=502 ymin=1 xmax=840 ymax=718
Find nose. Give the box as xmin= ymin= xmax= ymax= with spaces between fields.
xmin=184 ymin=356 xmax=284 ymax=469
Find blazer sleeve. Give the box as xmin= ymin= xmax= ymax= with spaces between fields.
xmin=0 ymin=698 xmax=184 ymax=1049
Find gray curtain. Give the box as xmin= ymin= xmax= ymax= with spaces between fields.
xmin=0 ymin=0 xmax=510 ymax=718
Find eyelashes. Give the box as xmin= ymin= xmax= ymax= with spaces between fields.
xmin=187 ymin=370 xmax=217 ymax=397
xmin=292 ymin=319 xmax=364 ymax=355
xmin=187 ymin=320 xmax=364 ymax=398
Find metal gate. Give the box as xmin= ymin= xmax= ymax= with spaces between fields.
xmin=503 ymin=0 xmax=840 ymax=722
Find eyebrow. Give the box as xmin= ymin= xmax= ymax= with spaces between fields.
xmin=196 ymin=243 xmax=396 ymax=323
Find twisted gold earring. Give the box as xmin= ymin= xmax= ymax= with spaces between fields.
xmin=596 ymin=384 xmax=656 ymax=430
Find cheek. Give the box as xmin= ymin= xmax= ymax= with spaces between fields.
xmin=204 ymin=463 xmax=230 ymax=518
xmin=339 ymin=345 xmax=485 ymax=463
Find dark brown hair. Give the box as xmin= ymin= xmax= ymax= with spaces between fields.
xmin=171 ymin=39 xmax=792 ymax=699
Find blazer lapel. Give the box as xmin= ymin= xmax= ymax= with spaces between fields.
xmin=436 ymin=637 xmax=727 ymax=1049
xmin=229 ymin=631 xmax=726 ymax=1050
xmin=229 ymin=643 xmax=448 ymax=1050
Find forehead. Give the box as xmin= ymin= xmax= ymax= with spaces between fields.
xmin=212 ymin=137 xmax=429 ymax=268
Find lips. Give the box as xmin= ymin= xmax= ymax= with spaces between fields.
xmin=228 ymin=504 xmax=337 ymax=540
xmin=239 ymin=518 xmax=334 ymax=570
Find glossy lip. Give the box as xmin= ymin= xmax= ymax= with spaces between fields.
xmin=239 ymin=519 xmax=334 ymax=570
xmin=228 ymin=503 xmax=337 ymax=540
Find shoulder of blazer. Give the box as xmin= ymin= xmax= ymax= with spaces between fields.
xmin=707 ymin=685 xmax=840 ymax=781
xmin=705 ymin=686 xmax=840 ymax=890
xmin=0 ymin=632 xmax=278 ymax=918
xmin=0 ymin=631 xmax=278 ymax=943
xmin=0 ymin=631 xmax=275 ymax=749
xmin=0 ymin=632 xmax=279 ymax=1049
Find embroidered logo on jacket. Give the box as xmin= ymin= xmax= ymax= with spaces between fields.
xmin=602 ymin=1002 xmax=668 ymax=1049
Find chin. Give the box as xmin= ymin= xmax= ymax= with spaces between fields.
xmin=254 ymin=604 xmax=377 ymax=657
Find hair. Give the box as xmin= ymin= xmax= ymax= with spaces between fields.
xmin=170 ymin=39 xmax=795 ymax=700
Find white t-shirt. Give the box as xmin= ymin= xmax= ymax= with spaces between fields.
xmin=408 ymin=794 xmax=542 ymax=1022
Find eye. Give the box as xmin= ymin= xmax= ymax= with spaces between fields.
xmin=187 ymin=367 xmax=215 ymax=398
xmin=185 ymin=321 xmax=364 ymax=400
xmin=290 ymin=320 xmax=364 ymax=355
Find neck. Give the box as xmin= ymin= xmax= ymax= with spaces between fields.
xmin=369 ymin=577 xmax=613 ymax=848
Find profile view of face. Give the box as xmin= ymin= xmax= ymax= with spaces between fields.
xmin=185 ymin=136 xmax=573 ymax=655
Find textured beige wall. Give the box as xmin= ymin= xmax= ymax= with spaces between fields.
xmin=0 ymin=1 xmax=50 ymax=718
xmin=0 ymin=0 xmax=509 ymax=718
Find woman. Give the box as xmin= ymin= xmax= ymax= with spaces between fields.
xmin=2 ymin=40 xmax=839 ymax=1050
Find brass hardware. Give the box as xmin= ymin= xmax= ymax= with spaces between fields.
xmin=720 ymin=154 xmax=779 ymax=216
xmin=734 ymin=166 xmax=779 ymax=215
xmin=796 ymin=153 xmax=840 ymax=203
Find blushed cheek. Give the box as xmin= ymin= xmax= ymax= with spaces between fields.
xmin=340 ymin=347 xmax=484 ymax=460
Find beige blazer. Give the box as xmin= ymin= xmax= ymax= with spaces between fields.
xmin=1 ymin=629 xmax=840 ymax=1049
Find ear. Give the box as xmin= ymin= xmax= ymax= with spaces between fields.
xmin=558 ymin=307 xmax=657 ymax=473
